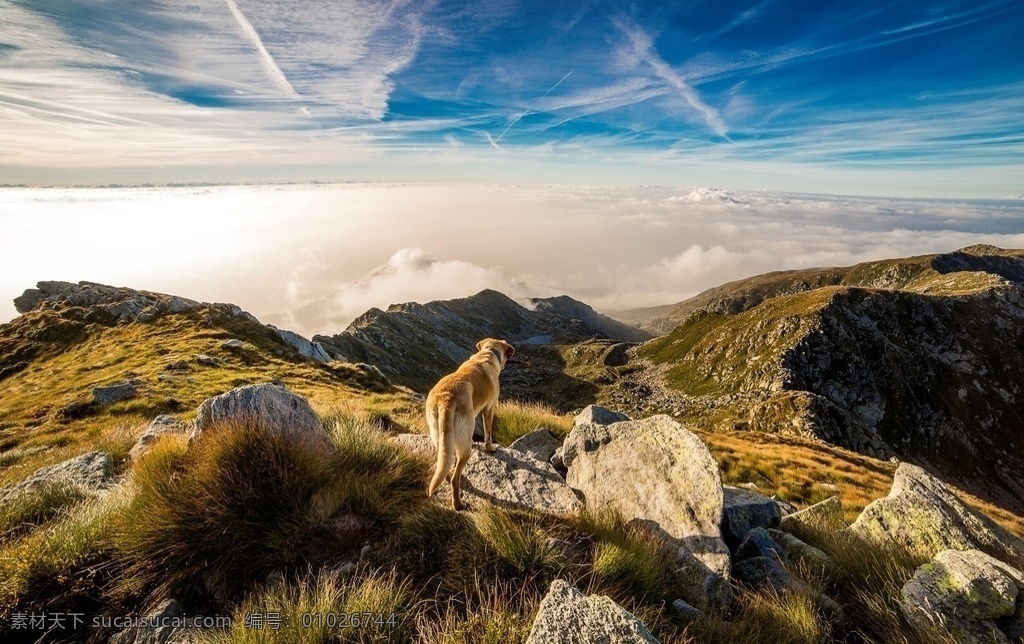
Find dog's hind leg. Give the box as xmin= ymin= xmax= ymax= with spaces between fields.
xmin=451 ymin=441 xmax=471 ymax=511
xmin=481 ymin=404 xmax=496 ymax=452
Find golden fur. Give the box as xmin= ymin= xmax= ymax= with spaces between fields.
xmin=425 ymin=338 xmax=515 ymax=510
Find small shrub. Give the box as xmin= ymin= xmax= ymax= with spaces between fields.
xmin=701 ymin=587 xmax=832 ymax=644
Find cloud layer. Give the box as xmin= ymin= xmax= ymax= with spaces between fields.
xmin=3 ymin=184 xmax=1022 ymax=336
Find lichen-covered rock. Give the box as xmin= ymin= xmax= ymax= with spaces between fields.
xmin=1 ymin=451 xmax=114 ymax=501
xmin=900 ymin=549 xmax=1024 ymax=643
xmin=509 ymin=428 xmax=561 ymax=463
xmin=722 ymin=486 xmax=782 ymax=550
xmin=192 ymin=383 xmax=335 ymax=453
xmin=779 ymin=496 xmax=845 ymax=534
xmin=767 ymin=529 xmax=836 ymax=574
xmin=850 ymin=464 xmax=1024 ymax=567
xmin=93 ymin=381 xmax=136 ymax=406
xmin=525 ymin=579 xmax=657 ymax=644
xmin=562 ymin=414 xmax=730 ymax=607
xmin=130 ymin=415 xmax=188 ymax=460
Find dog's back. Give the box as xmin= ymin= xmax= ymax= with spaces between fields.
xmin=425 ymin=338 xmax=514 ymax=510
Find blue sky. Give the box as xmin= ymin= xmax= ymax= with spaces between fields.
xmin=1 ymin=0 xmax=1022 ymax=195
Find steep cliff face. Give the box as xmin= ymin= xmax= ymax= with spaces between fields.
xmin=314 ymin=289 xmax=650 ymax=395
xmin=634 ymin=249 xmax=1024 ymax=512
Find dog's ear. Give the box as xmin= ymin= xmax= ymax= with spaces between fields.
xmin=503 ymin=341 xmax=515 ymax=359
xmin=476 ymin=340 xmax=486 ymax=351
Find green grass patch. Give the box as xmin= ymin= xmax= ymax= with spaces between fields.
xmin=494 ymin=401 xmax=572 ymax=445
xmin=0 ymin=483 xmax=88 ymax=542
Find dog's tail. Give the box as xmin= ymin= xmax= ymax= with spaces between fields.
xmin=427 ymin=399 xmax=456 ymax=498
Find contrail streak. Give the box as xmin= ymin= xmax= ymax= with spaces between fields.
xmin=224 ymin=0 xmax=299 ymax=98
xmin=492 ymin=70 xmax=573 ymax=147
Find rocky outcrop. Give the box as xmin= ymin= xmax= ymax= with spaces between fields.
xmin=14 ymin=280 xmax=256 ymax=325
xmin=192 ymin=383 xmax=335 ymax=453
xmin=130 ymin=415 xmax=189 ymax=460
xmin=397 ymin=434 xmax=581 ymax=516
xmin=561 ymin=413 xmax=730 ymax=606
xmin=850 ymin=464 xmax=1024 ymax=567
xmin=901 ymin=549 xmax=1024 ymax=643
xmin=268 ymin=326 xmax=332 ymax=364
xmin=529 ymin=295 xmax=651 ymax=343
xmin=0 ymin=451 xmax=114 ymax=501
xmin=313 ymin=289 xmax=649 ymax=393
xmin=525 ymin=579 xmax=657 ymax=644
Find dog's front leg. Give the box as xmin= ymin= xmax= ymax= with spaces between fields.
xmin=481 ymin=406 xmax=496 ymax=452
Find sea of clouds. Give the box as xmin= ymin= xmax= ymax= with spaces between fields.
xmin=2 ymin=183 xmax=1023 ymax=337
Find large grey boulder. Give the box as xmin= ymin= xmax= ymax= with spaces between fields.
xmin=396 ymin=434 xmax=581 ymax=516
xmin=130 ymin=416 xmax=189 ymax=461
xmin=1 ymin=451 xmax=114 ymax=501
xmin=900 ymin=549 xmax=1024 ymax=643
xmin=525 ymin=579 xmax=657 ymax=644
xmin=509 ymin=428 xmax=562 ymax=464
xmin=780 ymin=496 xmax=845 ymax=535
xmin=766 ymin=528 xmax=836 ymax=574
xmin=192 ymin=383 xmax=335 ymax=453
xmin=574 ymin=405 xmax=631 ymax=427
xmin=562 ymin=414 xmax=730 ymax=607
xmin=721 ymin=486 xmax=782 ymax=550
xmin=850 ymin=464 xmax=1024 ymax=567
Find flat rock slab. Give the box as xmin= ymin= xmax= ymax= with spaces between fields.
xmin=561 ymin=414 xmax=730 ymax=607
xmin=93 ymin=382 xmax=136 ymax=406
xmin=393 ymin=434 xmax=581 ymax=516
xmin=850 ymin=464 xmax=1024 ymax=567
xmin=509 ymin=428 xmax=562 ymax=463
xmin=192 ymin=383 xmax=335 ymax=453
xmin=525 ymin=579 xmax=657 ymax=644
xmin=901 ymin=549 xmax=1024 ymax=644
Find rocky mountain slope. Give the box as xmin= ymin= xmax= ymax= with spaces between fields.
xmin=313 ymin=289 xmax=650 ymax=398
xmin=615 ymin=244 xmax=1024 ymax=334
xmin=613 ymin=246 xmax=1024 ymax=515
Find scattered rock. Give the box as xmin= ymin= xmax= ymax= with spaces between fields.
xmin=735 ymin=527 xmax=785 ymax=563
xmin=766 ymin=529 xmax=836 ymax=574
xmin=192 ymin=383 xmax=335 ymax=453
xmin=93 ymin=382 xmax=136 ymax=406
xmin=671 ymin=598 xmax=701 ymax=622
xmin=721 ymin=486 xmax=782 ymax=550
xmin=130 ymin=415 xmax=188 ymax=460
xmin=391 ymin=433 xmax=434 ymax=461
xmin=525 ymin=579 xmax=658 ymax=644
xmin=1 ymin=451 xmax=114 ymax=501
xmin=509 ymin=428 xmax=562 ymax=463
xmin=165 ymin=360 xmax=190 ymax=371
xmin=780 ymin=496 xmax=845 ymax=535
xmin=850 ymin=464 xmax=1024 ymax=567
xmin=732 ymin=556 xmax=791 ymax=592
xmin=221 ymin=339 xmax=244 ymax=349
xmin=562 ymin=414 xmax=730 ymax=607
xmin=901 ymin=549 xmax=1024 ymax=643
xmin=109 ymin=599 xmax=201 ymax=644
xmin=194 ymin=354 xmax=222 ymax=367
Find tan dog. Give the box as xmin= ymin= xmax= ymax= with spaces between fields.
xmin=426 ymin=338 xmax=515 ymax=510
